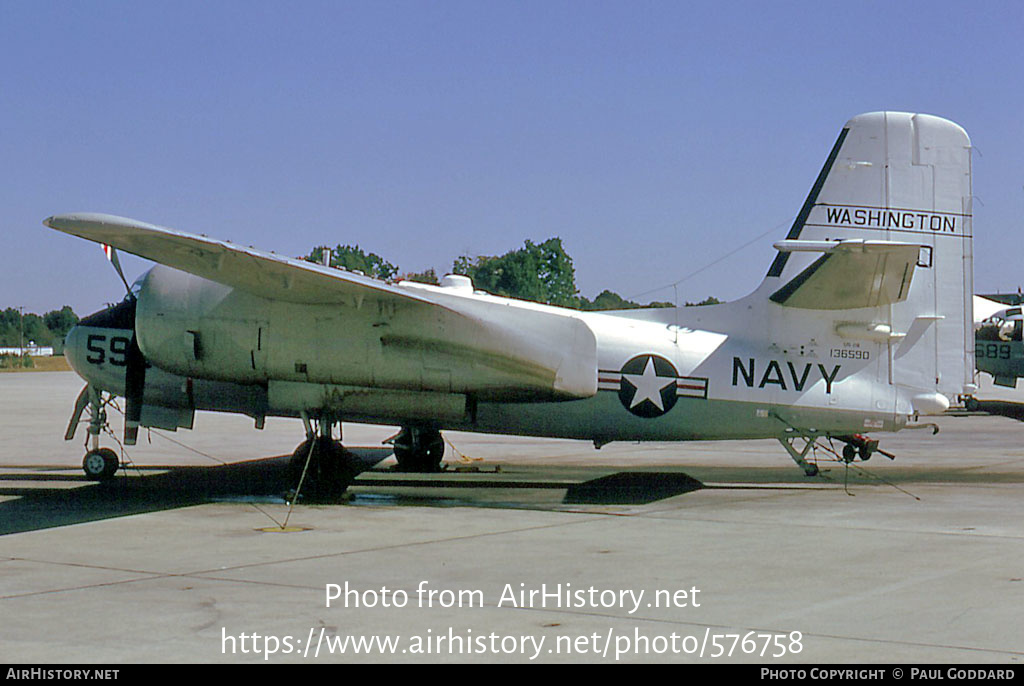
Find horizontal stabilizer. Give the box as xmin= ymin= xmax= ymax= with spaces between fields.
xmin=769 ymin=239 xmax=920 ymax=310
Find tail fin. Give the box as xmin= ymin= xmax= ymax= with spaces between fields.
xmin=763 ymin=112 xmax=974 ymax=411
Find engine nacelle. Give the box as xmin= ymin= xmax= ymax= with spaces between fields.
xmin=136 ymin=266 xmax=270 ymax=384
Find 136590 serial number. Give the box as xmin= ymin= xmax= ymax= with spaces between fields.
xmin=830 ymin=348 xmax=870 ymax=360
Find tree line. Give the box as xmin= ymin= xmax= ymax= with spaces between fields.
xmin=305 ymin=237 xmax=719 ymax=310
xmin=0 ymin=306 xmax=79 ymax=348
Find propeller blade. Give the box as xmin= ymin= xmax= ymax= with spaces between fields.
xmin=123 ymin=335 xmax=146 ymax=445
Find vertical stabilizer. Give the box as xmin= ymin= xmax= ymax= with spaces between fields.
xmin=763 ymin=112 xmax=973 ymax=410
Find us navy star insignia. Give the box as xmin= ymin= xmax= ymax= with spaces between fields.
xmin=618 ymin=354 xmax=680 ymax=418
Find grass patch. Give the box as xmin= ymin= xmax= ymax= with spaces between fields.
xmin=0 ymin=355 xmax=71 ymax=373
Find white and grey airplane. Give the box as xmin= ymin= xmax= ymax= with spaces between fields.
xmin=48 ymin=111 xmax=975 ymax=495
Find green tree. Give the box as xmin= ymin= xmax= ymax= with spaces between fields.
xmin=0 ymin=308 xmax=19 ymax=347
xmin=304 ymin=245 xmax=398 ymax=281
xmin=0 ymin=306 xmax=79 ymax=347
xmin=0 ymin=309 xmax=41 ymax=347
xmin=578 ymin=290 xmax=677 ymax=311
xmin=296 ymin=238 xmax=717 ymax=311
xmin=20 ymin=314 xmax=49 ymax=346
xmin=43 ymin=306 xmax=79 ymax=340
xmin=685 ymin=296 xmax=721 ymax=307
xmin=454 ymin=238 xmax=579 ymax=307
xmin=401 ymin=268 xmax=440 ymax=285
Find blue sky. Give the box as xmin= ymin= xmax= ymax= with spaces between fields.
xmin=3 ymin=1 xmax=1022 ymax=315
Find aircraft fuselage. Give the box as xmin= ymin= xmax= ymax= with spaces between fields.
xmin=66 ymin=264 xmax=908 ymax=444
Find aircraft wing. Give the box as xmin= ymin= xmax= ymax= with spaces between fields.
xmin=768 ymin=239 xmax=921 ymax=310
xmin=44 ymin=213 xmax=440 ymax=307
xmin=45 ymin=213 xmax=598 ymax=400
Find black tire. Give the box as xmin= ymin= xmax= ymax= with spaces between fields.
xmin=842 ymin=444 xmax=857 ymax=463
xmin=289 ymin=438 xmax=316 ymax=481
xmin=83 ymin=448 xmax=119 ymax=480
xmin=393 ymin=428 xmax=444 ymax=472
xmin=289 ymin=437 xmax=358 ymax=500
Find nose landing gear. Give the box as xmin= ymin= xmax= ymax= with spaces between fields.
xmin=83 ymin=447 xmax=119 ymax=480
xmin=66 ymin=385 xmax=122 ymax=481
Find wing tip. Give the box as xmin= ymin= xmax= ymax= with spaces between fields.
xmin=43 ymin=213 xmax=164 ymax=240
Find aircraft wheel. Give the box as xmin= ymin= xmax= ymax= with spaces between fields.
xmin=289 ymin=438 xmax=315 ymax=479
xmin=289 ymin=438 xmax=358 ymax=500
xmin=83 ymin=448 xmax=119 ymax=480
xmin=393 ymin=428 xmax=444 ymax=472
xmin=842 ymin=444 xmax=857 ymax=463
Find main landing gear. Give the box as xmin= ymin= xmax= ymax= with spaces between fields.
xmin=288 ymin=413 xmax=361 ymax=501
xmin=391 ymin=427 xmax=445 ymax=472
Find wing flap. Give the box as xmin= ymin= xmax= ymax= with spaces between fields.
xmin=769 ymin=240 xmax=921 ymax=310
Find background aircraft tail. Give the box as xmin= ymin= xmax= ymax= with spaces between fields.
xmin=760 ymin=112 xmax=974 ymax=412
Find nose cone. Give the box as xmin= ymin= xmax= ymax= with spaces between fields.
xmin=63 ymin=297 xmax=137 ymax=390
xmin=63 ymin=325 xmax=87 ymax=378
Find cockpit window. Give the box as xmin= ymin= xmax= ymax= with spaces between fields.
xmin=78 ymin=296 xmax=136 ymax=330
xmin=129 ymin=273 xmax=145 ymax=300
xmin=77 ymin=270 xmax=148 ymax=330
xmin=979 ymin=315 xmax=1024 ymax=342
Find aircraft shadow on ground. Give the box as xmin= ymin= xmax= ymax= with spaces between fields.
xmin=562 ymin=472 xmax=704 ymax=504
xmin=0 ymin=455 xmax=292 ymax=536
xmin=0 ymin=449 xmax=387 ymax=536
xmin=354 ymin=471 xmax=706 ymax=506
xmin=0 ymin=450 xmax=710 ymax=535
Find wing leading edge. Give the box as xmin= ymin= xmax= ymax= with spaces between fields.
xmin=44 ymin=213 xmax=438 ymax=307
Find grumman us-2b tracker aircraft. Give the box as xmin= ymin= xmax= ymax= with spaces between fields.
xmin=972 ymin=296 xmax=1024 ymax=392
xmin=47 ymin=111 xmax=975 ymax=498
